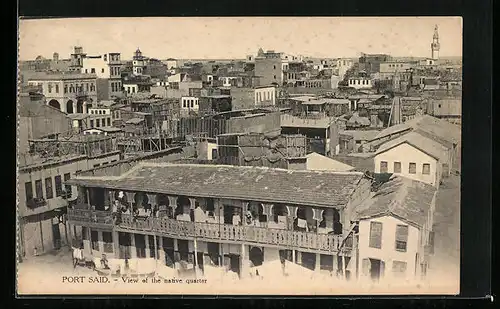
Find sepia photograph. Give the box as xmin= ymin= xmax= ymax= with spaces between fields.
xmin=16 ymin=16 xmax=462 ymax=295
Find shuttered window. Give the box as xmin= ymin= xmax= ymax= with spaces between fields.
xmin=380 ymin=161 xmax=388 ymax=173
xmin=422 ymin=163 xmax=431 ymax=175
xmin=54 ymin=175 xmax=62 ymax=197
xmin=369 ymin=221 xmax=382 ymax=249
xmin=392 ymin=260 xmax=407 ymax=277
xmin=394 ymin=162 xmax=402 ymax=173
xmin=25 ymin=182 xmax=33 ymax=201
xmin=45 ymin=177 xmax=53 ymax=199
xmin=395 ymin=224 xmax=409 ymax=252
xmin=409 ymin=162 xmax=417 ymax=174
xmin=35 ymin=179 xmax=43 ymax=199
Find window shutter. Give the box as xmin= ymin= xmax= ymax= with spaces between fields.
xmin=395 ymin=225 xmax=409 ymax=242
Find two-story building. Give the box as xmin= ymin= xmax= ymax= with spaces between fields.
xmin=353 ymin=176 xmax=437 ymax=283
xmin=65 ymin=163 xmax=372 ymax=278
xmin=81 ymin=52 xmax=123 ymax=100
xmin=27 ymin=72 xmax=98 ymax=114
xmin=18 ymin=136 xmax=121 ymax=259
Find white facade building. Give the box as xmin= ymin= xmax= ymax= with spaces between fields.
xmin=373 ymin=132 xmax=452 ymax=187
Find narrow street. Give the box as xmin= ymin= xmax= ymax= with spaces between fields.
xmin=427 ymin=172 xmax=461 ymax=291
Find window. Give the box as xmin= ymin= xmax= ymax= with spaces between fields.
xmin=107 ymin=118 xmax=111 ymax=126
xmin=91 ymin=230 xmax=99 ymax=251
xmin=102 ymin=232 xmax=113 ymax=253
xmin=274 ymin=75 xmax=276 ymax=79
xmin=101 ymin=68 xmax=105 ymax=73
xmin=35 ymin=179 xmax=43 ymax=199
xmin=25 ymin=182 xmax=33 ymax=201
xmin=380 ymin=161 xmax=388 ymax=173
xmin=93 ymin=164 xmax=100 ymax=168
xmin=392 ymin=261 xmax=407 ymax=277
xmin=96 ymin=119 xmax=100 ymax=127
xmin=86 ymin=83 xmax=89 ymax=91
xmin=273 ymin=65 xmax=276 ymax=69
xmin=48 ymin=84 xmax=52 ymax=93
xmin=182 ymin=100 xmax=186 ymax=108
xmin=54 ymin=175 xmax=62 ymax=197
xmin=89 ymin=120 xmax=94 ymax=128
xmin=369 ymin=221 xmax=382 ymax=249
xmin=422 ymin=163 xmax=431 ymax=175
xmin=395 ymin=224 xmax=409 ymax=252
xmin=55 ymin=85 xmax=59 ymax=93
xmin=394 ymin=162 xmax=402 ymax=173
xmin=91 ymin=68 xmax=95 ymax=74
xmin=45 ymin=177 xmax=53 ymax=199
xmin=64 ymin=85 xmax=68 ymax=93
xmin=63 ymin=173 xmax=71 ymax=197
xmin=409 ymin=162 xmax=417 ymax=174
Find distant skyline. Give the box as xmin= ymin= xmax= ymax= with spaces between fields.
xmin=18 ymin=17 xmax=462 ymax=61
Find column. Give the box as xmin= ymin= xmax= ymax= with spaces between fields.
xmin=242 ymin=202 xmax=249 ymax=226
xmin=130 ymin=233 xmax=137 ymax=258
xmin=147 ymin=193 xmax=157 ymax=211
xmin=98 ymin=231 xmax=104 ymax=253
xmin=312 ymin=208 xmax=324 ymax=232
xmin=189 ymin=198 xmax=196 ymax=211
xmin=145 ymin=233 xmax=150 ymax=258
xmin=261 ymin=203 xmax=273 ymax=228
xmin=315 ymin=253 xmax=321 ymax=275
xmin=113 ymin=230 xmax=120 ymax=258
xmin=168 ymin=196 xmax=178 ymax=218
xmin=194 ymin=238 xmax=199 ymax=278
xmin=158 ymin=236 xmax=165 ymax=265
xmin=240 ymin=244 xmax=249 ymax=279
xmin=73 ymin=102 xmax=77 ymax=114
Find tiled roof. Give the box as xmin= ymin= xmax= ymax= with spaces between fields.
xmin=375 ymin=131 xmax=450 ymax=162
xmin=340 ymin=130 xmax=381 ymax=141
xmin=353 ymin=176 xmax=436 ymax=227
xmin=372 ymin=115 xmax=461 ymax=145
xmin=125 ymin=118 xmax=145 ymax=125
xmin=66 ymin=163 xmax=365 ymax=208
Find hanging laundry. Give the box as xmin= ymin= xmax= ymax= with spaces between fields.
xmin=297 ymin=218 xmax=307 ymax=228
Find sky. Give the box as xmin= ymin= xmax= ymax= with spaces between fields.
xmin=18 ymin=17 xmax=462 ymax=61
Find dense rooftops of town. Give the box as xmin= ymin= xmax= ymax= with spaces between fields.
xmin=27 ymin=71 xmax=98 ymax=80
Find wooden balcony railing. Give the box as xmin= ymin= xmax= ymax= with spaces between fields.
xmin=67 ymin=210 xmax=347 ymax=254
xmin=67 ymin=209 xmax=114 ymax=228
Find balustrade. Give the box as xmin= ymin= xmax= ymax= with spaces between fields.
xmin=67 ymin=209 xmax=344 ymax=253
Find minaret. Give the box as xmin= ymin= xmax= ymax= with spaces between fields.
xmin=431 ymin=25 xmax=440 ymax=60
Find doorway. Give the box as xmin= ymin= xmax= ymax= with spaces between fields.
xmin=52 ymin=224 xmax=61 ymax=250
xmin=118 ymin=232 xmax=131 ymax=259
xmin=301 ymin=252 xmax=316 ymax=271
xmin=369 ymin=258 xmax=385 ymax=281
xmin=249 ymin=246 xmax=264 ymax=267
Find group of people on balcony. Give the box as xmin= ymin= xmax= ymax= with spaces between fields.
xmin=91 ymin=189 xmax=344 ymax=236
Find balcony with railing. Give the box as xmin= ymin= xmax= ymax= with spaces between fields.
xmin=67 ymin=209 xmax=349 ymax=255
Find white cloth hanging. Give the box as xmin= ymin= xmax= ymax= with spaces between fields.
xmin=297 ymin=218 xmax=307 ymax=228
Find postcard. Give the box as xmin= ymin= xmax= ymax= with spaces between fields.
xmin=17 ymin=16 xmax=462 ymax=295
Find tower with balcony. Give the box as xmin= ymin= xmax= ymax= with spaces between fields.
xmin=431 ymin=25 xmax=440 ymax=60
